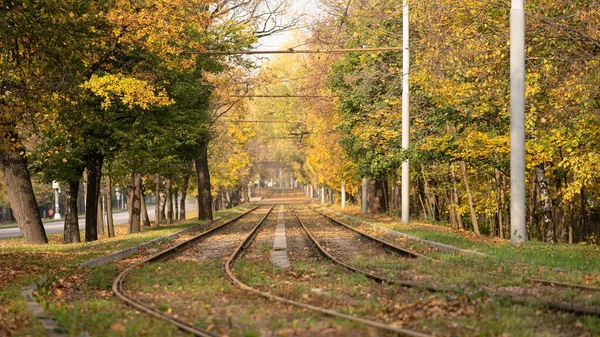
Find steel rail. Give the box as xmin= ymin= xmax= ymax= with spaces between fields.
xmin=309 ymin=206 xmax=436 ymax=260
xmin=112 ymin=204 xmax=264 ymax=337
xmin=526 ymin=278 xmax=600 ymax=292
xmin=300 ymin=207 xmax=600 ymax=316
xmin=306 ymin=208 xmax=600 ymax=317
xmin=292 ymin=208 xmax=444 ymax=293
xmin=223 ymin=206 xmax=433 ymax=337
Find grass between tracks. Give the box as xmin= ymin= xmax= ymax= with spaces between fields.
xmin=323 ymin=204 xmax=600 ymax=276
xmin=293 ymin=205 xmax=600 ymax=336
xmin=0 ymin=204 xmax=251 ymax=337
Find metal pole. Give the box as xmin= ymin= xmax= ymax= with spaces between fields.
xmin=54 ymin=188 xmax=61 ymax=219
xmin=510 ymin=0 xmax=527 ymax=244
xmin=361 ymin=177 xmax=368 ymax=214
xmin=401 ymin=0 xmax=410 ymax=224
xmin=341 ymin=183 xmax=346 ymax=209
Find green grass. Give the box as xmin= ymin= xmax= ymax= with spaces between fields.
xmin=49 ymin=298 xmax=182 ymax=337
xmin=335 ymin=210 xmax=600 ymax=274
xmin=0 ymin=203 xmax=251 ymax=336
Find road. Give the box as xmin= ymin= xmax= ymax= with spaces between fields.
xmin=0 ymin=202 xmax=197 ymax=238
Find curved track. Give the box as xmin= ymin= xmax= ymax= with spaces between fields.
xmin=293 ymin=206 xmax=445 ymax=292
xmin=224 ymin=205 xmax=433 ymax=337
xmin=306 ymin=205 xmax=600 ymax=317
xmin=113 ymin=205 xmax=266 ymax=337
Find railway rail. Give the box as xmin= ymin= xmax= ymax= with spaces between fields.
xmin=112 ymin=195 xmax=598 ymax=336
xmin=112 ymin=204 xmax=268 ymax=337
xmin=292 ymin=206 xmax=445 ymax=293
xmin=305 ymin=204 xmax=600 ymax=317
xmin=224 ymin=204 xmax=433 ymax=337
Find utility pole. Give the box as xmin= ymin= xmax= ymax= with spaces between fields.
xmin=401 ymin=0 xmax=410 ymax=224
xmin=510 ymin=0 xmax=527 ymax=244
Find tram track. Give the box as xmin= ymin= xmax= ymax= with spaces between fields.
xmin=224 ymin=204 xmax=434 ymax=337
xmin=304 ymin=204 xmax=600 ymax=318
xmin=112 ymin=204 xmax=271 ymax=337
xmin=112 ymin=196 xmax=599 ymax=336
xmin=292 ymin=206 xmax=445 ymax=293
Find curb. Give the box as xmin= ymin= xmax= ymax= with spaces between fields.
xmin=21 ymin=206 xmax=249 ymax=336
xmin=321 ymin=207 xmax=488 ymax=257
xmin=79 ymin=215 xmax=229 ymax=268
xmin=21 ymin=283 xmax=66 ymax=337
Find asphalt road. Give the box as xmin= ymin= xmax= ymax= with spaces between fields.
xmin=0 ymin=202 xmax=197 ymax=238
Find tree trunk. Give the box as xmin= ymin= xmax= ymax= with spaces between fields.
xmin=166 ymin=179 xmax=173 ymax=224
xmin=174 ymin=189 xmax=179 ymax=221
xmin=450 ymin=164 xmax=464 ymax=230
xmin=63 ymin=180 xmax=81 ymax=243
xmin=129 ymin=172 xmax=142 ymax=233
xmin=155 ymin=174 xmax=161 ymax=226
xmin=97 ymin=192 xmax=105 ymax=236
xmin=494 ymin=169 xmax=504 ymax=239
xmin=0 ymin=148 xmax=48 ymax=244
xmin=105 ymin=176 xmax=115 ymax=238
xmin=421 ymin=170 xmax=435 ymax=219
xmin=180 ymin=173 xmax=189 ymax=220
xmin=535 ymin=164 xmax=554 ymax=242
xmin=367 ymin=179 xmax=387 ymax=214
xmin=85 ymin=154 xmax=103 ymax=242
xmin=194 ymin=143 xmax=213 ymax=221
xmin=141 ymin=192 xmax=151 ymax=227
xmin=459 ymin=161 xmax=480 ymax=235
xmin=160 ymin=192 xmax=166 ymax=220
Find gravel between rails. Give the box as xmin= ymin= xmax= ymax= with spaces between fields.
xmin=294 ymin=206 xmax=430 ymax=283
xmin=234 ymin=205 xmax=426 ymax=336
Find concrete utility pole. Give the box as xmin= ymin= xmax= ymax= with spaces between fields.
xmin=341 ymin=183 xmax=346 ymax=209
xmin=510 ymin=0 xmax=527 ymax=244
xmin=361 ymin=177 xmax=368 ymax=214
xmin=401 ymin=0 xmax=410 ymax=224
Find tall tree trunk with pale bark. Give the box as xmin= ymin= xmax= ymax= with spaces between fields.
xmin=64 ymin=180 xmax=81 ymax=243
xmin=0 ymin=147 xmax=48 ymax=244
xmin=195 ymin=143 xmax=213 ymax=221
xmin=141 ymin=192 xmax=151 ymax=227
xmin=535 ymin=164 xmax=554 ymax=243
xmin=105 ymin=176 xmax=115 ymax=238
xmin=97 ymin=193 xmax=105 ymax=236
xmin=85 ymin=154 xmax=103 ymax=242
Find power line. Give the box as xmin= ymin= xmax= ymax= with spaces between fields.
xmin=228 ymin=95 xmax=334 ymax=98
xmin=224 ymin=120 xmax=304 ymax=123
xmin=186 ymin=47 xmax=400 ymax=55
